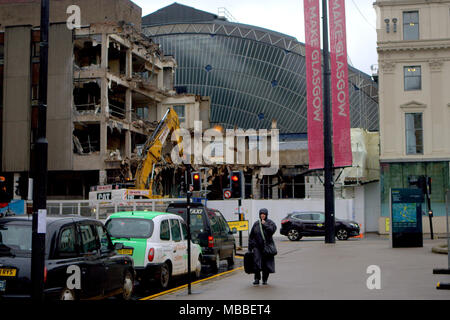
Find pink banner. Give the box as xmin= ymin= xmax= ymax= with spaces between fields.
xmin=304 ymin=0 xmax=324 ymax=170
xmin=329 ymin=0 xmax=352 ymax=167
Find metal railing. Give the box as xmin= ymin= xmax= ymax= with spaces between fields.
xmin=26 ymin=198 xmax=187 ymax=221
xmin=74 ymin=103 xmax=100 ymax=115
xmin=109 ymin=103 xmax=126 ymax=119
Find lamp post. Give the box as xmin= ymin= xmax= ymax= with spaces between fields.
xmin=322 ymin=0 xmax=336 ymax=244
xmin=31 ymin=0 xmax=49 ymax=301
xmin=186 ymin=165 xmax=192 ymax=295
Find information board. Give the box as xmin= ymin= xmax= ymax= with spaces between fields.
xmin=391 ymin=188 xmax=424 ymax=248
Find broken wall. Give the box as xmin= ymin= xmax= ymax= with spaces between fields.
xmin=0 ymin=0 xmax=142 ymax=31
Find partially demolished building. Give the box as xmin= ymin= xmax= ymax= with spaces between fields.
xmin=0 ymin=0 xmax=210 ymax=199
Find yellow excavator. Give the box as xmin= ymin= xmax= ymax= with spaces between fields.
xmin=134 ymin=107 xmax=183 ymax=193
xmin=89 ymin=107 xmax=183 ymax=201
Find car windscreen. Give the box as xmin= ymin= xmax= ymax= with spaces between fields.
xmin=106 ymin=218 xmax=154 ymax=239
xmin=0 ymin=221 xmax=32 ymax=257
xmin=166 ymin=208 xmax=206 ymax=237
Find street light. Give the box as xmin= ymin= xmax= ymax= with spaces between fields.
xmin=31 ymin=0 xmax=49 ymax=301
xmin=322 ymin=0 xmax=336 ymax=244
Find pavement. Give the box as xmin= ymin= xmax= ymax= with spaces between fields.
xmin=153 ymin=234 xmax=450 ymax=300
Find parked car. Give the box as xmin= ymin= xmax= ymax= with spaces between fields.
xmin=105 ymin=211 xmax=202 ymax=290
xmin=0 ymin=216 xmax=134 ymax=300
xmin=166 ymin=203 xmax=236 ymax=271
xmin=280 ymin=212 xmax=360 ymax=241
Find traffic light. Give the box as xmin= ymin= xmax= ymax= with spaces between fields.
xmin=409 ymin=175 xmax=430 ymax=196
xmin=0 ymin=176 xmax=11 ymax=204
xmin=230 ymin=171 xmax=242 ymax=199
xmin=13 ymin=174 xmax=28 ymax=199
xmin=417 ymin=176 xmax=427 ymax=195
xmin=191 ymin=172 xmax=201 ymax=191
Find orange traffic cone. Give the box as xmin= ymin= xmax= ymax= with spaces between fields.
xmin=354 ymin=224 xmax=364 ymax=239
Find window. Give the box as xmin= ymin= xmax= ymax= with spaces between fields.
xmin=58 ymin=226 xmax=77 ymax=257
xmin=173 ymin=105 xmax=185 ymax=123
xmin=0 ymin=222 xmax=32 ymax=255
xmin=215 ymin=212 xmax=230 ymax=234
xmin=207 ymin=211 xmax=223 ymax=233
xmin=311 ymin=213 xmax=325 ymax=222
xmin=219 ymin=216 xmax=231 ymax=234
xmin=165 ymin=208 xmax=206 ymax=240
xmin=404 ymin=66 xmax=421 ymax=91
xmin=294 ymin=213 xmax=312 ymax=221
xmin=403 ymin=11 xmax=419 ymax=40
xmin=180 ymin=222 xmax=188 ymax=240
xmin=160 ymin=220 xmax=171 ymax=241
xmin=96 ymin=225 xmax=111 ymax=253
xmin=79 ymin=224 xmax=98 ymax=253
xmin=106 ymin=218 xmax=154 ymax=239
xmin=170 ymin=219 xmax=182 ymax=242
xmin=405 ymin=113 xmax=423 ymax=154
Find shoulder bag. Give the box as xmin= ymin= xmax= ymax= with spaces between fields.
xmin=259 ymin=220 xmax=277 ymax=256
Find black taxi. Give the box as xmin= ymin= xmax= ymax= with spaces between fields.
xmin=0 ymin=215 xmax=135 ymax=300
xmin=166 ymin=202 xmax=236 ymax=271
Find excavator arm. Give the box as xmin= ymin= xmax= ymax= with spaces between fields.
xmin=134 ymin=107 xmax=182 ymax=192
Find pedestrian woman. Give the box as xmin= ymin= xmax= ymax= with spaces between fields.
xmin=248 ymin=208 xmax=277 ymax=285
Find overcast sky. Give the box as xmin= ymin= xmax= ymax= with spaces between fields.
xmin=133 ymin=0 xmax=378 ymax=75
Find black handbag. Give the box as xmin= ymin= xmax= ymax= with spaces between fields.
xmin=244 ymin=251 xmax=255 ymax=274
xmin=259 ymin=220 xmax=277 ymax=256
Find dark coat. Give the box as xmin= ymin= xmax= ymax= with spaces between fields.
xmin=248 ymin=218 xmax=277 ymax=274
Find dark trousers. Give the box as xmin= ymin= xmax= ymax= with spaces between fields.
xmin=254 ymin=270 xmax=269 ymax=282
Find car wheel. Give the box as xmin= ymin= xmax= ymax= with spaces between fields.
xmin=195 ymin=256 xmax=202 ymax=279
xmin=159 ymin=262 xmax=171 ymax=289
xmin=336 ymin=228 xmax=349 ymax=240
xmin=60 ymin=287 xmax=76 ymax=300
xmin=287 ymin=229 xmax=301 ymax=241
xmin=227 ymin=247 xmax=236 ymax=267
xmin=118 ymin=270 xmax=134 ymax=300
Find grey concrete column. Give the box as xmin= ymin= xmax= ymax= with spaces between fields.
xmin=272 ymin=177 xmax=279 ymax=200
xmin=126 ymin=49 xmax=132 ymax=79
xmin=100 ymin=121 xmax=108 ymax=160
xmin=101 ymin=33 xmax=109 ymax=70
xmin=125 ymin=130 xmax=132 ymax=159
xmin=125 ymin=89 xmax=132 ymax=123
xmin=99 ymin=170 xmax=107 ymax=186
xmin=252 ymin=173 xmax=260 ymax=200
xmin=101 ymin=78 xmax=109 ymax=116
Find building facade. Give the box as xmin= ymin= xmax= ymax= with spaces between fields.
xmin=0 ymin=0 xmax=210 ymax=199
xmin=141 ymin=3 xmax=380 ymax=203
xmin=374 ymin=0 xmax=450 ymax=234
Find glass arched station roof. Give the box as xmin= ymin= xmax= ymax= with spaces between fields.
xmin=142 ymin=3 xmax=378 ymax=133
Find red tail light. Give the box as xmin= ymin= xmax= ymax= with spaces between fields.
xmin=148 ymin=248 xmax=155 ymax=262
xmin=281 ymin=219 xmax=289 ymax=224
xmin=44 ymin=266 xmax=48 ymax=284
xmin=208 ymin=236 xmax=214 ymax=248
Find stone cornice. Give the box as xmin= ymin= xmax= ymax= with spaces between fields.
xmin=375 ymin=0 xmax=450 ymax=7
xmin=400 ymin=100 xmax=427 ymax=110
xmin=378 ymin=39 xmax=450 ymax=52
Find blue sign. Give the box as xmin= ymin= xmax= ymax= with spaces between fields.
xmin=0 ymin=200 xmax=26 ymax=216
xmin=391 ymin=189 xmax=423 ymax=247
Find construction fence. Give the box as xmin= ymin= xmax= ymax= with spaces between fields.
xmin=24 ymin=198 xmax=187 ymax=221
